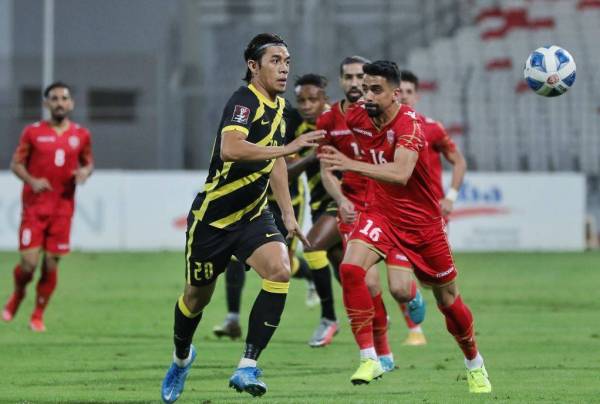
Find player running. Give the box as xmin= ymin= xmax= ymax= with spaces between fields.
xmin=319 ymin=56 xmax=426 ymax=362
xmin=319 ymin=61 xmax=491 ymax=393
xmin=2 ymin=82 xmax=94 ymax=332
xmin=160 ymin=33 xmax=324 ymax=403
xmin=394 ymin=69 xmax=468 ymax=346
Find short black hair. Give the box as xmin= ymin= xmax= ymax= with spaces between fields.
xmin=339 ymin=55 xmax=371 ymax=76
xmin=43 ymin=81 xmax=71 ymax=98
xmin=400 ymin=70 xmax=419 ymax=91
xmin=362 ymin=60 xmax=400 ymax=86
xmin=243 ymin=33 xmax=288 ymax=83
xmin=294 ymin=73 xmax=328 ymax=89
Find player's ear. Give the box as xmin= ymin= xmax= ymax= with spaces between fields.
xmin=248 ymin=59 xmax=259 ymax=77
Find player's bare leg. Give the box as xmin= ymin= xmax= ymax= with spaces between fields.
xmin=339 ymin=241 xmax=385 ymax=384
xmin=432 ymin=281 xmax=491 ymax=393
xmin=304 ymin=214 xmax=341 ymax=347
xmin=2 ymin=248 xmax=39 ymax=322
xmin=229 ymin=241 xmax=291 ymax=396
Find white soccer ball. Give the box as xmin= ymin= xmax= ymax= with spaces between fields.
xmin=523 ymin=45 xmax=576 ymax=97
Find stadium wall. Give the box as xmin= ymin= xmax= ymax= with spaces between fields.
xmin=0 ymin=171 xmax=585 ymax=252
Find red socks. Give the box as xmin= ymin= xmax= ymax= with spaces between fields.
xmin=371 ymin=293 xmax=390 ymax=355
xmin=13 ymin=265 xmax=34 ymax=297
xmin=34 ymin=268 xmax=58 ymax=318
xmin=339 ymin=263 xmax=374 ymax=350
xmin=438 ymin=295 xmax=478 ymax=360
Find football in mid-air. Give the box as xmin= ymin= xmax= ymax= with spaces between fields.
xmin=523 ymin=45 xmax=576 ymax=97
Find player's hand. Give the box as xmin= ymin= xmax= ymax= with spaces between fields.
xmin=283 ymin=212 xmax=311 ymax=248
xmin=284 ymin=130 xmax=325 ymax=155
xmin=440 ymin=198 xmax=454 ymax=216
xmin=318 ymin=145 xmax=353 ymax=171
xmin=73 ymin=167 xmax=92 ymax=185
xmin=339 ymin=197 xmax=357 ymax=224
xmin=29 ymin=177 xmax=52 ymax=193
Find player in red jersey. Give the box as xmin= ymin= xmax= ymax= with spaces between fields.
xmin=319 ymin=61 xmax=491 ymax=393
xmin=2 ymin=82 xmax=94 ymax=332
xmin=394 ymin=70 xmax=468 ymax=345
xmin=318 ymin=56 xmax=425 ymax=372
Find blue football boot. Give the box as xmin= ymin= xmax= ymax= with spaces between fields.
xmin=406 ymin=289 xmax=426 ymax=324
xmin=161 ymin=345 xmax=197 ymax=403
xmin=229 ymin=366 xmax=267 ymax=397
xmin=379 ymin=355 xmax=396 ymax=372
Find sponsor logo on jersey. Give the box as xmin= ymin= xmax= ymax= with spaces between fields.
xmin=435 ymin=266 xmax=455 ymax=278
xmin=404 ymin=111 xmax=417 ymax=120
xmin=386 ymin=129 xmax=395 ymax=144
xmin=68 ymin=135 xmax=80 ymax=149
xmin=232 ymin=105 xmax=251 ymax=124
xmin=330 ymin=129 xmax=352 ymax=137
xmin=352 ymin=127 xmax=372 ymax=137
xmin=36 ymin=135 xmax=56 ymax=143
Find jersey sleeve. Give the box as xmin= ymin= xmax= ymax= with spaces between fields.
xmin=12 ymin=126 xmax=33 ymax=164
xmin=79 ymin=129 xmax=94 ymax=166
xmin=395 ymin=114 xmax=425 ymax=153
xmin=430 ymin=122 xmax=457 ymax=154
xmin=316 ymin=109 xmax=334 ymax=147
xmin=220 ymin=88 xmax=260 ymax=137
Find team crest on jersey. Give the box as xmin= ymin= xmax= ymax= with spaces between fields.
xmin=386 ymin=129 xmax=395 ymax=144
xmin=232 ymin=105 xmax=251 ymax=124
xmin=68 ymin=136 xmax=80 ymax=149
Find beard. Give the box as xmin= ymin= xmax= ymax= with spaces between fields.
xmin=364 ymin=102 xmax=382 ymax=117
xmin=345 ymin=87 xmax=363 ymax=103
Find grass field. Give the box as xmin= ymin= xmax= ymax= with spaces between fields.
xmin=1 ymin=251 xmax=599 ymax=403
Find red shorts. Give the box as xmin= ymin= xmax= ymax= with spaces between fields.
xmin=348 ymin=212 xmax=457 ymax=285
xmin=337 ymin=218 xmax=356 ymax=250
xmin=19 ymin=213 xmax=72 ymax=254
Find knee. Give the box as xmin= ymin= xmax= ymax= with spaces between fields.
xmin=20 ymin=257 xmax=38 ymax=273
xmin=389 ymin=284 xmax=413 ymax=303
xmin=433 ymin=283 xmax=458 ymax=307
xmin=183 ymin=287 xmax=212 ymax=313
xmin=44 ymin=255 xmax=60 ymax=271
xmin=264 ymin=260 xmax=291 ymax=283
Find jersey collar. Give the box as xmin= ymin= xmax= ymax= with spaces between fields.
xmin=248 ymin=83 xmax=279 ymax=109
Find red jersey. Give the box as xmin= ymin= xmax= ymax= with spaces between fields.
xmin=317 ymin=101 xmax=368 ymax=210
xmin=418 ymin=113 xmax=457 ymax=200
xmin=13 ymin=120 xmax=93 ymax=217
xmin=346 ymin=104 xmax=442 ymax=228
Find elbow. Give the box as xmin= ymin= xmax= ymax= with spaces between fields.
xmin=9 ymin=160 xmax=18 ymax=173
xmin=220 ymin=147 xmax=238 ymax=162
xmin=395 ymin=175 xmax=409 ymax=186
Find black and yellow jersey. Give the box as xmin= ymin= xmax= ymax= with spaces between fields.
xmin=267 ymin=105 xmax=306 ymax=207
xmin=294 ymin=120 xmax=333 ymax=215
xmin=191 ymin=84 xmax=286 ymax=230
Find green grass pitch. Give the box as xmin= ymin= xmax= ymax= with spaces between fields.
xmin=1 ymin=251 xmax=599 ymax=403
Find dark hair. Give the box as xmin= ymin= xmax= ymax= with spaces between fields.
xmin=400 ymin=70 xmax=419 ymax=91
xmin=243 ymin=33 xmax=287 ymax=83
xmin=294 ymin=73 xmax=328 ymax=89
xmin=339 ymin=55 xmax=371 ymax=76
xmin=43 ymin=81 xmax=71 ymax=98
xmin=362 ymin=60 xmax=400 ymax=86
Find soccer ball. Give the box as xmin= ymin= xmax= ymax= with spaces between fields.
xmin=523 ymin=45 xmax=576 ymax=97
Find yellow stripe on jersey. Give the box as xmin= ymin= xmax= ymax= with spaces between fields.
xmin=248 ymin=83 xmax=279 ymax=109
xmin=255 ymin=101 xmax=285 ymax=147
xmin=209 ymin=186 xmax=269 ymax=228
xmin=253 ymin=102 xmax=265 ymax=123
xmin=185 ymin=218 xmax=199 ymax=285
xmin=248 ymin=194 xmax=269 ymax=222
xmin=221 ymin=125 xmax=249 ymax=136
xmin=195 ymin=159 xmax=275 ymax=221
xmin=307 ymin=172 xmax=321 ymax=190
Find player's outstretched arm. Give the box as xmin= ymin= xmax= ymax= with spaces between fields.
xmin=220 ymin=129 xmax=324 ymax=162
xmin=319 ymin=145 xmax=417 ymax=185
xmin=269 ymin=157 xmax=311 ymax=246
xmin=320 ymin=159 xmax=356 ymax=224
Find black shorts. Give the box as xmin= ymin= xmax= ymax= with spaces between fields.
xmin=310 ymin=199 xmax=338 ymax=224
xmin=184 ymin=208 xmax=286 ymax=286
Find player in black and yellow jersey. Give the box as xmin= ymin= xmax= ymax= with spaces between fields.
xmin=288 ymin=74 xmax=345 ymax=348
xmin=160 ymin=33 xmax=324 ymax=403
xmin=212 ymin=104 xmax=318 ymax=341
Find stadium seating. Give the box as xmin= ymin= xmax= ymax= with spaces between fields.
xmin=406 ymin=0 xmax=600 ymax=174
